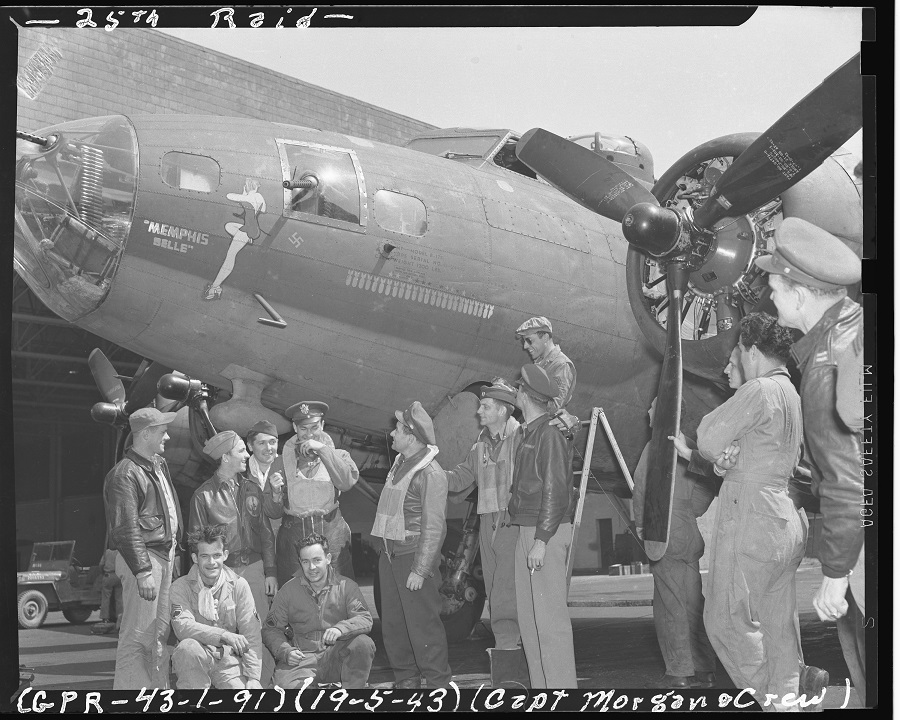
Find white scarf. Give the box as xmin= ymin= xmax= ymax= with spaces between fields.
xmin=197 ymin=568 xmax=228 ymax=622
xmin=371 ymin=445 xmax=439 ymax=542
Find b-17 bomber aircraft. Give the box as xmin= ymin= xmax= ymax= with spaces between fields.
xmin=13 ymin=52 xmax=863 ymax=640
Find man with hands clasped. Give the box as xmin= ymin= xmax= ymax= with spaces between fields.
xmin=263 ymin=533 xmax=375 ymax=689
xmin=170 ymin=524 xmax=263 ymax=689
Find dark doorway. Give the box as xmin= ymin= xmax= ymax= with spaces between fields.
xmin=597 ymin=518 xmax=614 ymax=572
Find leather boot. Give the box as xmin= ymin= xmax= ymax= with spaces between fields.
xmin=488 ymin=648 xmax=530 ymax=689
xmin=692 ymin=671 xmax=716 ymax=689
xmin=799 ymin=664 xmax=829 ymax=712
xmin=655 ymin=674 xmax=692 ymax=689
xmin=395 ymin=676 xmax=422 ymax=690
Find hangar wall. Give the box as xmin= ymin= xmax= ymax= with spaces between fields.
xmin=17 ymin=27 xmax=435 ymax=144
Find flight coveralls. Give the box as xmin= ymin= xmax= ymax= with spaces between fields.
xmin=507 ymin=413 xmax=578 ymax=689
xmin=372 ymin=445 xmax=452 ymax=688
xmin=270 ymin=433 xmax=359 ymax=586
xmin=791 ymin=296 xmax=866 ymax=704
xmin=263 ymin=566 xmax=375 ymax=688
xmin=170 ymin=564 xmax=263 ymax=689
xmin=446 ymin=416 xmax=522 ymax=649
xmin=99 ymin=549 xmax=123 ymax=626
xmin=698 ymin=368 xmax=806 ymax=711
xmin=632 ymin=440 xmax=718 ymax=680
xmin=189 ymin=473 xmax=277 ymax=684
xmin=536 ymin=345 xmax=577 ymax=417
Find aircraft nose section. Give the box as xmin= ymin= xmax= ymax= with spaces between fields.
xmin=14 ymin=115 xmax=138 ymax=321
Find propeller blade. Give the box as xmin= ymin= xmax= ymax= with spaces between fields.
xmin=88 ymin=349 xmax=126 ymax=404
xmin=516 ymin=128 xmax=658 ymax=222
xmin=642 ymin=263 xmax=688 ymax=561
xmin=124 ymin=361 xmax=172 ymax=415
xmin=694 ymin=53 xmax=862 ymax=228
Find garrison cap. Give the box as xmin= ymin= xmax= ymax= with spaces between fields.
xmin=203 ymin=430 xmax=243 ymax=460
xmin=754 ymin=218 xmax=861 ymax=290
xmin=515 ymin=316 xmax=553 ymax=337
xmin=247 ymin=420 xmax=278 ymax=440
xmin=394 ymin=400 xmax=437 ymax=446
xmin=286 ymin=401 xmax=329 ymax=425
xmin=481 ymin=378 xmax=517 ymax=407
xmin=518 ymin=364 xmax=558 ymax=403
xmin=128 ymin=407 xmax=177 ymax=434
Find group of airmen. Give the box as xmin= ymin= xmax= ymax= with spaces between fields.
xmin=100 ymin=216 xmax=866 ymax=703
xmin=101 ymin=309 xmax=583 ymax=691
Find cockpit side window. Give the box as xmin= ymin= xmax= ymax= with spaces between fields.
xmin=277 ymin=140 xmax=367 ymax=231
xmin=492 ymin=140 xmax=537 ymax=179
xmin=161 ymin=152 xmax=220 ymax=193
xmin=374 ymin=190 xmax=427 ymax=236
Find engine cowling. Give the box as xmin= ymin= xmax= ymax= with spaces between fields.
xmin=626 ymin=133 xmax=862 ymax=384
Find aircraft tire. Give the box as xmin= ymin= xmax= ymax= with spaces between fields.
xmin=440 ymin=588 xmax=486 ymax=644
xmin=17 ymin=590 xmax=49 ymax=629
xmin=372 ymin=562 xmax=487 ymax=644
xmin=63 ymin=606 xmax=94 ymax=624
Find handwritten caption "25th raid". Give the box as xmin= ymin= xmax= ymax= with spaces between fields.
xmin=26 ymin=8 xmax=353 ymax=29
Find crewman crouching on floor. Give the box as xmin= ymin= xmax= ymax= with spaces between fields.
xmin=372 ymin=401 xmax=452 ymax=689
xmin=263 ymin=533 xmax=375 ymax=689
xmin=170 ymin=524 xmax=263 ymax=689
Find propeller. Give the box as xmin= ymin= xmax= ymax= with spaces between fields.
xmin=88 ymin=349 xmax=126 ymax=405
xmin=124 ymin=359 xmax=172 ymax=415
xmin=515 ymin=127 xmax=658 ymax=222
xmin=88 ymin=348 xmax=172 ymax=425
xmin=516 ymin=53 xmax=861 ymax=558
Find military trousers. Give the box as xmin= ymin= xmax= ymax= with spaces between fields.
xmin=836 ymin=548 xmax=866 ymax=706
xmin=378 ymin=551 xmax=452 ymax=687
xmin=479 ymin=511 xmax=520 ymax=650
xmin=101 ymin=571 xmax=123 ymax=622
xmin=273 ymin=635 xmax=376 ymax=689
xmin=704 ymin=478 xmax=807 ymax=712
xmin=172 ymin=639 xmax=254 ymax=689
xmin=114 ymin=549 xmax=174 ymax=690
xmin=514 ymin=523 xmax=577 ymax=688
xmin=231 ymin=558 xmax=275 ymax=687
xmin=650 ymin=501 xmax=716 ymax=678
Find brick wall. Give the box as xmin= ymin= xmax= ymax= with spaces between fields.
xmin=16 ymin=27 xmax=435 ymax=144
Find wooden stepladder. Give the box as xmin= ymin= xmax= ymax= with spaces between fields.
xmin=565 ymin=407 xmax=635 ymax=593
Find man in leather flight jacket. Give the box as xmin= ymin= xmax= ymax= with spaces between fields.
xmin=103 ymin=408 xmax=182 ymax=689
xmin=508 ymin=364 xmax=578 ymax=688
xmin=756 ymin=217 xmax=868 ymax=705
xmin=371 ymin=401 xmax=452 ymax=689
xmin=189 ymin=430 xmax=277 ymax=685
